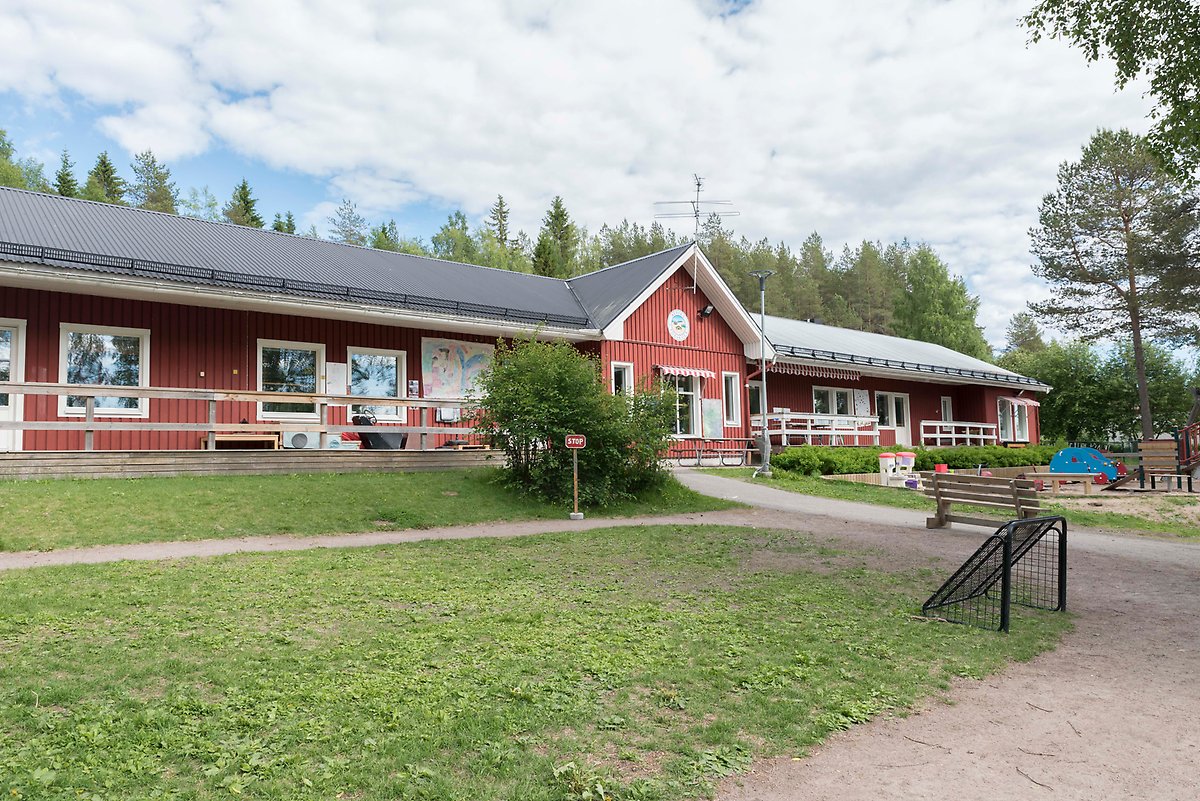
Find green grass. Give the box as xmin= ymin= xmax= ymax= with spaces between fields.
xmin=709 ymin=468 xmax=1200 ymax=539
xmin=0 ymin=525 xmax=1068 ymax=800
xmin=0 ymin=469 xmax=736 ymax=552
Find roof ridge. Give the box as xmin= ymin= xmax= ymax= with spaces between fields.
xmin=0 ymin=186 xmax=575 ymax=285
xmin=567 ymin=240 xmax=694 ymax=283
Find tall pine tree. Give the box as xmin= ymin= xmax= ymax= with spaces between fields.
xmin=54 ymin=150 xmax=79 ymax=197
xmin=128 ymin=150 xmax=178 ymax=213
xmin=487 ymin=195 xmax=511 ymax=245
xmin=83 ymin=152 xmax=126 ymax=204
xmin=327 ymin=199 xmax=366 ymax=245
xmin=271 ymin=211 xmax=297 ymax=233
xmin=532 ymin=196 xmax=578 ymax=278
xmin=223 ymin=179 xmax=265 ymax=227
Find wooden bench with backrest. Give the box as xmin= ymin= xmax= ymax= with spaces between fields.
xmin=921 ymin=472 xmax=1041 ymax=529
xmin=1138 ymin=439 xmax=1192 ymax=491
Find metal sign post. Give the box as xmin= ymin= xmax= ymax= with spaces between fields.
xmin=565 ymin=434 xmax=586 ymax=520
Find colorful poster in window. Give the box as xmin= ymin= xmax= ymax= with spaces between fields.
xmin=421 ymin=338 xmax=494 ymax=399
xmin=854 ymin=389 xmax=870 ymax=416
xmin=702 ymin=398 xmax=723 ymax=438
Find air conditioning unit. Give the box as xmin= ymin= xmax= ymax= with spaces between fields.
xmin=282 ymin=431 xmax=322 ymax=449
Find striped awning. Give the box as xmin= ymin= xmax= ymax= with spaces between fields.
xmin=655 ymin=364 xmax=716 ymax=379
xmin=768 ymin=362 xmax=861 ymax=381
xmin=1001 ymin=396 xmax=1041 ymax=408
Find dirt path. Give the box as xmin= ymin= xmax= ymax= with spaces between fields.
xmin=679 ymin=472 xmax=1200 ymax=801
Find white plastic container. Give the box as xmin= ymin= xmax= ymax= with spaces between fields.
xmin=878 ymin=452 xmax=897 ymax=474
xmin=896 ymin=451 xmax=916 ymax=470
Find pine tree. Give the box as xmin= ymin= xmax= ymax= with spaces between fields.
xmin=84 ymin=152 xmax=126 ymax=204
xmin=370 ymin=220 xmax=401 ymax=251
xmin=532 ymin=196 xmax=577 ymax=278
xmin=271 ymin=211 xmax=297 ymax=233
xmin=128 ymin=150 xmax=178 ymax=213
xmin=1003 ymin=312 xmax=1046 ymax=354
xmin=181 ymin=186 xmax=221 ymax=221
xmin=487 ymin=195 xmax=511 ymax=246
xmin=327 ymin=199 xmax=366 ymax=245
xmin=54 ymin=150 xmax=79 ymax=197
xmin=223 ymin=179 xmax=265 ymax=227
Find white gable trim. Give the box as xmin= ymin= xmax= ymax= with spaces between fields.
xmin=601 ymin=244 xmax=774 ymax=360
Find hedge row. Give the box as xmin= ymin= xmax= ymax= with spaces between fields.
xmin=770 ymin=444 xmax=1063 ymax=476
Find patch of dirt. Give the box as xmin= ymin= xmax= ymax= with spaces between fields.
xmin=1053 ymin=491 xmax=1200 ymax=527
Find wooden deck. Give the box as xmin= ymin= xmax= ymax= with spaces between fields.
xmin=0 ymin=448 xmax=498 ymax=481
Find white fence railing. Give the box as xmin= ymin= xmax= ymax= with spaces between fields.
xmin=919 ymin=420 xmax=998 ymax=447
xmin=751 ymin=412 xmax=880 ymax=447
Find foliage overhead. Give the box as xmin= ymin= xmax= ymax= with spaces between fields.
xmin=223 ymin=178 xmax=265 ymax=228
xmin=1024 ymin=0 xmax=1200 ymax=178
xmin=473 ymin=337 xmax=675 ymax=505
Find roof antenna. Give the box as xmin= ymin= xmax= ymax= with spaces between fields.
xmin=655 ymin=174 xmax=739 ymax=292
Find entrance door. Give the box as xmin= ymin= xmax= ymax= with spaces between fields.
xmin=0 ymin=322 xmax=24 ymax=452
xmin=875 ymin=391 xmax=911 ymax=447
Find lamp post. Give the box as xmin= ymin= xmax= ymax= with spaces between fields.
xmin=749 ymin=269 xmax=774 ymax=478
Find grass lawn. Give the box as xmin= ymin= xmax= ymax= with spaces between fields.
xmin=709 ymin=468 xmax=1200 ymax=539
xmin=0 ymin=525 xmax=1068 ymax=801
xmin=0 ymin=469 xmax=736 ymax=552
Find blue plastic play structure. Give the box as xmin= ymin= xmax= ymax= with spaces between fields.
xmin=1049 ymin=447 xmax=1123 ymax=483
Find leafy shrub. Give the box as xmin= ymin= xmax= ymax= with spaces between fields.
xmin=472 ymin=338 xmax=675 ymax=505
xmin=772 ymin=443 xmax=1063 ymax=476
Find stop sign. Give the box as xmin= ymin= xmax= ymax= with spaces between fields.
xmin=565 ymin=434 xmax=586 ymax=449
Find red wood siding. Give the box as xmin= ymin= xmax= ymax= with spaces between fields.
xmin=0 ymin=287 xmax=498 ymax=450
xmin=601 ymin=267 xmax=750 ymax=447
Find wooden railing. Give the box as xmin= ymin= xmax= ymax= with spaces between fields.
xmin=1178 ymin=423 xmax=1200 ymax=469
xmin=919 ymin=420 xmax=999 ymax=447
xmin=0 ymin=381 xmax=484 ymax=451
xmin=751 ymin=412 xmax=880 ymax=447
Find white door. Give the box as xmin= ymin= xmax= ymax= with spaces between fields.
xmin=876 ymin=392 xmax=911 ymax=447
xmin=0 ymin=322 xmax=24 ymax=452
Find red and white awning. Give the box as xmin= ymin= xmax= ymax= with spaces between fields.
xmin=655 ymin=364 xmax=716 ymax=379
xmin=1001 ymin=396 xmax=1041 ymax=408
xmin=768 ymin=362 xmax=861 ymax=381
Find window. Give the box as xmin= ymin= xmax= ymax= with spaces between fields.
xmin=58 ymin=324 xmax=150 ymax=417
xmin=998 ymin=398 xmax=1029 ymax=442
xmin=941 ymin=396 xmax=954 ymax=422
xmin=813 ymin=386 xmax=851 ymax=416
xmin=259 ymin=339 xmax=324 ymax=418
xmin=611 ymin=362 xmax=634 ymax=396
xmin=722 ymin=372 xmax=740 ymax=425
xmin=747 ymin=380 xmax=763 ymax=416
xmin=669 ymin=374 xmax=700 ymax=436
xmin=349 ymin=347 xmax=405 ymax=419
xmin=0 ymin=327 xmax=10 ymax=408
xmin=876 ymin=392 xmax=909 ymax=428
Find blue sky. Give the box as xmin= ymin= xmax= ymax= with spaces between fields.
xmin=0 ymin=0 xmax=1154 ymax=344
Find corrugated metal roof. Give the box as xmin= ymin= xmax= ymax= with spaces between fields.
xmin=763 ymin=315 xmax=1048 ymax=390
xmin=0 ymin=187 xmax=592 ymax=328
xmin=566 ymin=242 xmax=693 ymax=328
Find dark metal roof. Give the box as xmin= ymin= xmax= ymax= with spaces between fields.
xmin=0 ymin=187 xmax=592 ymax=328
xmin=566 ymin=242 xmax=693 ymax=328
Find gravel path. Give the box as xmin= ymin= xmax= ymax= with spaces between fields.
xmin=673 ymin=471 xmax=1200 ymax=801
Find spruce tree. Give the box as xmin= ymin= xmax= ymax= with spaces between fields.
xmin=128 ymin=150 xmax=178 ymax=213
xmin=271 ymin=211 xmax=297 ymax=233
xmin=532 ymin=196 xmax=577 ymax=278
xmin=54 ymin=150 xmax=79 ymax=197
xmin=223 ymin=179 xmax=265 ymax=227
xmin=487 ymin=195 xmax=511 ymax=245
xmin=84 ymin=152 xmax=126 ymax=204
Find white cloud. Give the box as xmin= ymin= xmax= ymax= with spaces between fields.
xmin=0 ymin=0 xmax=1153 ymax=343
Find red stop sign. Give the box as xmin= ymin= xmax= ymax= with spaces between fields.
xmin=565 ymin=434 xmax=586 ymax=449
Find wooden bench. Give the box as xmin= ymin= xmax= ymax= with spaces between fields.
xmin=922 ymin=472 xmax=1041 ymax=528
xmin=1023 ymin=472 xmax=1097 ymax=495
xmin=1135 ymin=439 xmax=1194 ymax=491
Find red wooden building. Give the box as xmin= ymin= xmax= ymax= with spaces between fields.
xmin=0 ymin=187 xmax=1046 ymax=459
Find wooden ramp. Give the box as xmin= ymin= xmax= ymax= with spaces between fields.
xmin=0 ymin=449 xmax=497 ymax=481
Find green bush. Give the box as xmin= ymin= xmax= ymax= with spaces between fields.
xmin=772 ymin=443 xmax=1063 ymax=476
xmin=472 ymin=337 xmax=676 ymax=505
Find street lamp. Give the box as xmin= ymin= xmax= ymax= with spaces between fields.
xmin=749 ymin=269 xmax=774 ymax=478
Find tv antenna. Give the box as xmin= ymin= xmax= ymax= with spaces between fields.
xmin=655 ymin=174 xmax=739 ymax=291
xmin=654 ymin=174 xmax=739 ymax=245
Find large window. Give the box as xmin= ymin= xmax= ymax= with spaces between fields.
xmin=259 ymin=339 xmax=324 ymax=418
xmin=747 ymin=380 xmax=763 ymax=417
xmin=669 ymin=375 xmax=700 ymax=436
xmin=349 ymin=347 xmax=405 ymax=420
xmin=58 ymin=324 xmax=150 ymax=417
xmin=0 ymin=327 xmax=10 ymax=408
xmin=813 ymin=386 xmax=851 ymax=416
xmin=998 ymin=398 xmax=1030 ymax=442
xmin=722 ymin=371 xmax=740 ymax=425
xmin=611 ymin=362 xmax=634 ymax=396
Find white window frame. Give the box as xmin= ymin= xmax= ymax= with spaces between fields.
xmin=611 ymin=361 xmax=635 ymax=396
xmin=747 ymin=380 xmax=763 ymax=417
xmin=812 ymin=385 xmax=852 ymax=417
xmin=258 ymin=338 xmax=326 ymax=421
xmin=998 ymin=398 xmax=1029 ymax=443
xmin=722 ymin=371 xmax=741 ymax=426
xmin=58 ymin=323 xmax=151 ymax=418
xmin=668 ymin=374 xmax=701 ymax=438
xmin=941 ymin=396 xmax=954 ymax=421
xmin=347 ymin=346 xmax=407 ymax=421
xmin=0 ymin=318 xmax=27 ymax=451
